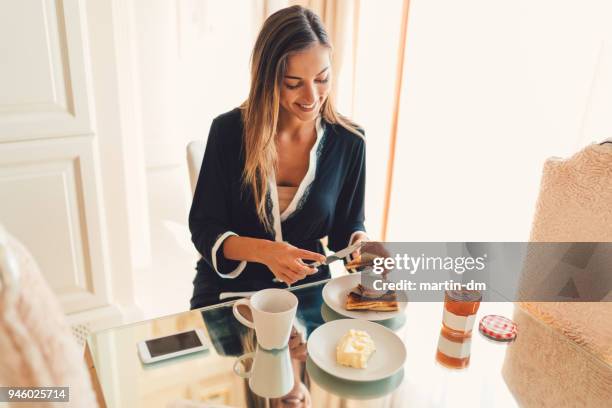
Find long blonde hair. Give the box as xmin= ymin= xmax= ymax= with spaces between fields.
xmin=241 ymin=5 xmax=362 ymax=230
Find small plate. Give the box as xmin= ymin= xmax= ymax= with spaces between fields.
xmin=322 ymin=273 xmax=406 ymax=321
xmin=307 ymin=319 xmax=406 ymax=382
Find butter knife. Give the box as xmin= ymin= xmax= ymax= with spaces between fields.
xmin=309 ymin=241 xmax=364 ymax=268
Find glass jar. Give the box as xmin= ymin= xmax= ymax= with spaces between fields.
xmin=436 ymin=325 xmax=472 ymax=369
xmin=442 ymin=289 xmax=482 ymax=334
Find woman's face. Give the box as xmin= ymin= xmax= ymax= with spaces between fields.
xmin=279 ymin=43 xmax=331 ymax=123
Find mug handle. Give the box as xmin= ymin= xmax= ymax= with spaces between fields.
xmin=232 ymin=298 xmax=255 ymax=328
xmin=233 ymin=352 xmax=255 ymax=378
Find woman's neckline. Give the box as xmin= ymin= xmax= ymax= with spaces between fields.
xmin=268 ymin=117 xmax=325 ymax=241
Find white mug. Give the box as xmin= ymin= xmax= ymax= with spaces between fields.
xmin=232 ymin=288 xmax=298 ymax=350
xmin=233 ymin=345 xmax=294 ymax=398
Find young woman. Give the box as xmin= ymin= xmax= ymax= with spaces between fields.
xmin=189 ymin=5 xmax=368 ymax=308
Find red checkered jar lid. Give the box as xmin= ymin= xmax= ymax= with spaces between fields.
xmin=479 ymin=314 xmax=517 ymax=342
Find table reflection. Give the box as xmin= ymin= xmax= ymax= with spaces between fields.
xmin=234 ymin=345 xmax=294 ymax=399
xmin=306 ymin=358 xmax=404 ymax=400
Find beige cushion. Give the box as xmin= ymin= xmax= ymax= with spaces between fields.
xmin=530 ymin=143 xmax=612 ymax=242
xmin=503 ymin=143 xmax=612 ymax=407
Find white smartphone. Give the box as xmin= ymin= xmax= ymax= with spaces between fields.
xmin=137 ymin=329 xmax=208 ymax=364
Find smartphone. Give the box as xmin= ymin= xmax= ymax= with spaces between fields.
xmin=137 ymin=329 xmax=208 ymax=364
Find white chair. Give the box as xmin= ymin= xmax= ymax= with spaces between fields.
xmin=155 ymin=142 xmax=205 ymax=256
xmin=143 ymin=142 xmax=202 ymax=289
xmin=187 ymin=140 xmax=205 ymax=195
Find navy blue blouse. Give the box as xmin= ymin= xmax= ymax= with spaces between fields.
xmin=189 ymin=108 xmax=366 ymax=308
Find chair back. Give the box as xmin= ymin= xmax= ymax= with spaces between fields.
xmin=187 ymin=140 xmax=205 ymax=194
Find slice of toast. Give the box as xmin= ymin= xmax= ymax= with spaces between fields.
xmin=345 ymin=290 xmax=399 ymax=312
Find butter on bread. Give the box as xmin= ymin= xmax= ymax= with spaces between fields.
xmin=336 ymin=329 xmax=376 ymax=368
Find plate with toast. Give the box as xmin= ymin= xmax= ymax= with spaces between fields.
xmin=322 ymin=273 xmax=406 ymax=321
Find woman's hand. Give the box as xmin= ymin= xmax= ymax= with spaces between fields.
xmin=349 ymin=232 xmax=369 ymax=260
xmin=259 ymin=241 xmax=326 ymax=285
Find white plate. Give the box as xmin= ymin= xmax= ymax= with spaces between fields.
xmin=322 ymin=273 xmax=406 ymax=321
xmin=307 ymin=319 xmax=406 ymax=382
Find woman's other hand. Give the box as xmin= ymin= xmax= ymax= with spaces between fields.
xmin=349 ymin=232 xmax=369 ymax=260
xmin=259 ymin=241 xmax=326 ymax=285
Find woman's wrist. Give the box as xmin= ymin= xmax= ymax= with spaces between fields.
xmin=222 ymin=235 xmax=274 ymax=265
xmin=252 ymin=238 xmax=275 ymax=264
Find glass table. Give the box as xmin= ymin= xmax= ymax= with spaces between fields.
xmin=86 ymin=278 xmax=520 ymax=407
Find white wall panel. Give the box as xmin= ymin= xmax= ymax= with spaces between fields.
xmin=0 ymin=0 xmax=144 ymax=327
xmin=0 ymin=0 xmax=92 ymax=141
xmin=0 ymin=135 xmax=111 ymax=314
